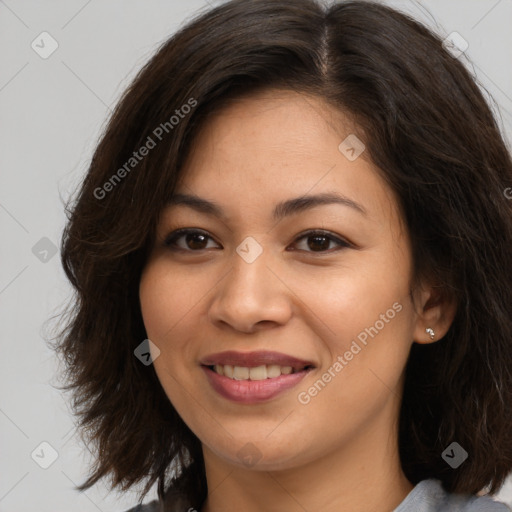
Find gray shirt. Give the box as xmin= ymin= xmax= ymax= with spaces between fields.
xmin=123 ymin=478 xmax=511 ymax=512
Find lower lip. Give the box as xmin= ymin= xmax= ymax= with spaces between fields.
xmin=201 ymin=365 xmax=313 ymax=404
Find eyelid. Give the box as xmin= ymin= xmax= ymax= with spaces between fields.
xmin=163 ymin=227 xmax=353 ymax=254
xmin=163 ymin=227 xmax=220 ymax=248
xmin=291 ymin=229 xmax=353 ymax=251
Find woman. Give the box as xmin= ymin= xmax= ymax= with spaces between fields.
xmin=51 ymin=0 xmax=512 ymax=510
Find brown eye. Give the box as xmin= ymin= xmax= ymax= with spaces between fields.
xmin=291 ymin=230 xmax=351 ymax=253
xmin=306 ymin=234 xmax=331 ymax=251
xmin=184 ymin=232 xmax=208 ymax=250
xmin=163 ymin=228 xmax=351 ymax=254
xmin=164 ymin=229 xmax=219 ymax=251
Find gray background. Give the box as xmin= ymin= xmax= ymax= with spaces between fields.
xmin=1 ymin=0 xmax=511 ymax=510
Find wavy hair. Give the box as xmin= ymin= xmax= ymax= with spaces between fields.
xmin=49 ymin=0 xmax=512 ymax=509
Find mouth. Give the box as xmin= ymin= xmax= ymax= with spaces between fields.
xmin=199 ymin=350 xmax=316 ymax=403
xmin=203 ymin=363 xmax=315 ymax=380
xmin=200 ymin=350 xmax=316 ymax=380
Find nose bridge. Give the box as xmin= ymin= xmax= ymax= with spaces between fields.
xmin=226 ymin=235 xmax=273 ymax=301
xmin=209 ymin=235 xmax=291 ymax=331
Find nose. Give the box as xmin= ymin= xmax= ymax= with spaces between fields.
xmin=208 ymin=244 xmax=293 ymax=334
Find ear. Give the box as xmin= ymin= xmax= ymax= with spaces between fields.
xmin=412 ymin=282 xmax=457 ymax=344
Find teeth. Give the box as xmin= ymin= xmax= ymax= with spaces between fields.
xmin=233 ymin=366 xmax=249 ymax=380
xmin=267 ymin=365 xmax=281 ymax=378
xmin=211 ymin=364 xmax=302 ymax=380
xmin=249 ymin=365 xmax=267 ymax=380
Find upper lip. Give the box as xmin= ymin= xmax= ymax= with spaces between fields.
xmin=200 ymin=350 xmax=315 ymax=370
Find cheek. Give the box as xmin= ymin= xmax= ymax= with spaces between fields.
xmin=139 ymin=262 xmax=202 ymax=412
xmin=295 ymin=242 xmax=413 ymax=394
xmin=288 ymin=248 xmax=410 ymax=348
xmin=139 ymin=260 xmax=200 ymax=343
xmin=139 ymin=259 xmax=217 ymax=390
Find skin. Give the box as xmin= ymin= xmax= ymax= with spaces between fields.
xmin=139 ymin=89 xmax=456 ymax=512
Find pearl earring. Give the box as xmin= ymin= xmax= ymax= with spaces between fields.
xmin=425 ymin=327 xmax=435 ymax=341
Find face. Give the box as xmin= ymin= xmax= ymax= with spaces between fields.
xmin=139 ymin=89 xmax=424 ymax=472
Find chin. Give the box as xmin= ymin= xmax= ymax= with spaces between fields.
xmin=206 ymin=434 xmax=311 ymax=471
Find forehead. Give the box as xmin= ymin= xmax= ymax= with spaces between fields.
xmin=182 ymin=89 xmax=355 ymax=174
xmin=182 ymin=92 xmax=346 ymax=179
xmin=174 ymin=89 xmax=399 ymax=226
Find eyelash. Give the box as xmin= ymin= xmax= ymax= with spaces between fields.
xmin=162 ymin=228 xmax=352 ymax=254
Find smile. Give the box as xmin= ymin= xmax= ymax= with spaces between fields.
xmin=200 ymin=350 xmax=316 ymax=403
xmin=208 ymin=363 xmax=312 ymax=380
xmin=201 ymin=364 xmax=314 ymax=403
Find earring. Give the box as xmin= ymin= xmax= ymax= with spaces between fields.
xmin=425 ymin=327 xmax=435 ymax=341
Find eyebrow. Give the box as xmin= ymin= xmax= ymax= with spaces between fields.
xmin=166 ymin=192 xmax=367 ymax=221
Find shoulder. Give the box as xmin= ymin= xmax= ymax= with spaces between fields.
xmin=395 ymin=479 xmax=511 ymax=512
xmin=463 ymin=496 xmax=512 ymax=511
xmin=462 ymin=493 xmax=511 ymax=512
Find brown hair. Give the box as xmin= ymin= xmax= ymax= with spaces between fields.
xmin=49 ymin=0 xmax=512 ymax=509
